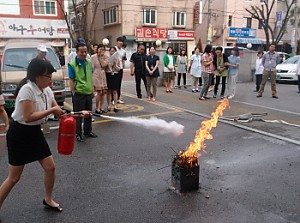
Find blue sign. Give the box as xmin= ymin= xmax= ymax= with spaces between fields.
xmin=228 ymin=27 xmax=256 ymax=38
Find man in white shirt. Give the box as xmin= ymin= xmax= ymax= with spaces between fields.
xmin=115 ymin=36 xmax=127 ymax=104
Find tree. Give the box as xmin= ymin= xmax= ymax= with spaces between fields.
xmin=245 ymin=0 xmax=296 ymax=48
xmin=57 ymin=0 xmax=99 ymax=47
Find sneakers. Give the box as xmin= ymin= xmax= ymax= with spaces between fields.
xmin=195 ymin=88 xmax=199 ymax=92
xmin=220 ymin=95 xmax=224 ymax=99
xmin=117 ymin=100 xmax=124 ymax=104
xmin=213 ymin=94 xmax=217 ymax=98
xmin=228 ymin=96 xmax=234 ymax=99
xmin=192 ymin=89 xmax=196 ymax=93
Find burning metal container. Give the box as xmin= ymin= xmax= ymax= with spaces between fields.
xmin=170 ymin=99 xmax=229 ymax=193
xmin=171 ymin=153 xmax=199 ymax=193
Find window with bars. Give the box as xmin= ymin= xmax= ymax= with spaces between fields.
xmin=103 ymin=7 xmax=118 ymax=25
xmin=173 ymin=12 xmax=186 ymax=27
xmin=33 ymin=0 xmax=56 ymax=15
xmin=143 ymin=9 xmax=157 ymax=26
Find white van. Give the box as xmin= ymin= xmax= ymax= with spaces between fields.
xmin=0 ymin=41 xmax=66 ymax=113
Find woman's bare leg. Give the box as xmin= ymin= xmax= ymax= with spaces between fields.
xmin=0 ymin=164 xmax=24 ymax=208
xmin=39 ymin=156 xmax=59 ymax=207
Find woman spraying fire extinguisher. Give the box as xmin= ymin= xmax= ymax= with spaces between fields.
xmin=0 ymin=58 xmax=89 ymax=213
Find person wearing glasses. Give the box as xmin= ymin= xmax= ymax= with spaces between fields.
xmin=0 ymin=58 xmax=65 ymax=212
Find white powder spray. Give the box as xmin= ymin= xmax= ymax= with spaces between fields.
xmin=101 ymin=115 xmax=184 ymax=137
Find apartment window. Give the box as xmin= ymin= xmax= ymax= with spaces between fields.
xmin=173 ymin=12 xmax=186 ymax=27
xmin=243 ymin=17 xmax=252 ymax=28
xmin=33 ymin=0 xmax=56 ymax=15
xmin=143 ymin=9 xmax=157 ymax=25
xmin=103 ymin=7 xmax=118 ymax=25
xmin=228 ymin=15 xmax=232 ymax=27
xmin=258 ymin=20 xmax=263 ymax=29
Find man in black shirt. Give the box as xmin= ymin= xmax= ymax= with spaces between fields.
xmin=130 ymin=45 xmax=147 ymax=98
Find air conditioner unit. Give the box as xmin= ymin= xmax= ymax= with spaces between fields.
xmin=71 ymin=24 xmax=78 ymax=32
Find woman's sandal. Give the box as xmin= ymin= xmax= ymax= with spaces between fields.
xmin=43 ymin=199 xmax=63 ymax=212
xmin=95 ymin=109 xmax=102 ymax=114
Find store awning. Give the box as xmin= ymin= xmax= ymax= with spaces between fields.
xmin=124 ymin=35 xmax=137 ymax=41
xmin=236 ymin=38 xmax=264 ymax=44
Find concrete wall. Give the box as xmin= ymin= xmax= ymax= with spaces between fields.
xmin=238 ymin=51 xmax=257 ymax=82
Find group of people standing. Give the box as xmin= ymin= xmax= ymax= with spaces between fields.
xmin=130 ymin=45 xmax=160 ymax=101
xmin=169 ymin=45 xmax=240 ymax=100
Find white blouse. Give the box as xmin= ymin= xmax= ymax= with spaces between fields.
xmin=12 ymin=81 xmax=54 ymax=125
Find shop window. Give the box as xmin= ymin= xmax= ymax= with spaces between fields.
xmin=173 ymin=12 xmax=186 ymax=27
xmin=143 ymin=9 xmax=157 ymax=26
xmin=103 ymin=7 xmax=118 ymax=25
xmin=33 ymin=0 xmax=56 ymax=15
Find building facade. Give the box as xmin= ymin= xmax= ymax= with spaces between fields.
xmin=0 ymin=0 xmax=69 ymax=55
xmin=195 ymin=0 xmax=277 ymax=49
xmin=89 ymin=0 xmax=196 ymax=58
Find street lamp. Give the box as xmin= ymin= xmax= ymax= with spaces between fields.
xmin=156 ymin=39 xmax=162 ymax=48
xmin=102 ymin=38 xmax=109 ymax=46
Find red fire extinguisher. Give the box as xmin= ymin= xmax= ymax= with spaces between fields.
xmin=57 ymin=115 xmax=76 ymax=155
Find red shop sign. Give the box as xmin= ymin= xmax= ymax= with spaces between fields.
xmin=135 ymin=27 xmax=168 ymax=39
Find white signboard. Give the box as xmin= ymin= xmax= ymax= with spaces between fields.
xmin=0 ymin=18 xmax=69 ymax=39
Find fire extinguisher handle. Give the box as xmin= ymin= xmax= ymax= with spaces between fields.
xmin=70 ymin=111 xmax=84 ymax=115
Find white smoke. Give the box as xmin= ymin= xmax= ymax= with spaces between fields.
xmin=101 ymin=115 xmax=184 ymax=137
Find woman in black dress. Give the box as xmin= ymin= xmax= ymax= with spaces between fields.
xmin=0 ymin=58 xmax=65 ymax=212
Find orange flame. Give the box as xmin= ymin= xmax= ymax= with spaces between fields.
xmin=180 ymin=99 xmax=229 ymax=165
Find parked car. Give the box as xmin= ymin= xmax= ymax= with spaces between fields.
xmin=276 ymin=55 xmax=300 ymax=84
xmin=1 ymin=41 xmax=66 ymax=114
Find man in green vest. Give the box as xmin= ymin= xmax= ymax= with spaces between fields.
xmin=68 ymin=38 xmax=98 ymax=142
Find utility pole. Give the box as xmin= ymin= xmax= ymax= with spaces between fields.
xmin=206 ymin=0 xmax=212 ymax=43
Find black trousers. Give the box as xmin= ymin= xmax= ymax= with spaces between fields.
xmin=117 ymin=69 xmax=123 ymax=100
xmin=298 ymin=75 xmax=300 ymax=92
xmin=256 ymin=74 xmax=262 ymax=91
xmin=72 ymin=93 xmax=93 ymax=136
xmin=214 ymin=76 xmax=227 ymax=96
xmin=135 ymin=71 xmax=147 ymax=97
xmin=177 ymin=73 xmax=186 ymax=86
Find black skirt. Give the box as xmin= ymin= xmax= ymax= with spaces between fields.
xmin=106 ymin=72 xmax=121 ymax=90
xmin=6 ymin=121 xmax=52 ymax=166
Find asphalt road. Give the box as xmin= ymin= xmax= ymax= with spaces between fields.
xmin=0 ymin=80 xmax=299 ymax=223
